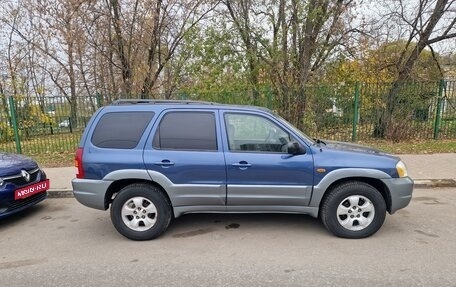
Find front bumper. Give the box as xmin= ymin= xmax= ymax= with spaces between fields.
xmin=0 ymin=170 xmax=48 ymax=218
xmin=381 ymin=177 xmax=414 ymax=214
xmin=0 ymin=192 xmax=47 ymax=219
xmin=72 ymin=178 xmax=111 ymax=210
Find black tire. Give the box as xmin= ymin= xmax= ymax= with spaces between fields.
xmin=320 ymin=181 xmax=386 ymax=239
xmin=110 ymin=183 xmax=171 ymax=241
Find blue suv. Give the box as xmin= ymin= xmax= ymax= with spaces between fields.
xmin=72 ymin=100 xmax=413 ymax=240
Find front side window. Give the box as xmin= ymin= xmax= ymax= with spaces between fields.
xmin=91 ymin=112 xmax=154 ymax=149
xmin=153 ymin=112 xmax=217 ymax=151
xmin=225 ymin=113 xmax=291 ymax=153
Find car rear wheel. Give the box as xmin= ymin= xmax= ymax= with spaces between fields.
xmin=320 ymin=181 xmax=386 ymax=239
xmin=110 ymin=183 xmax=171 ymax=240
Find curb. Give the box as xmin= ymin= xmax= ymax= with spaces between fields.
xmin=46 ymin=179 xmax=456 ymax=199
xmin=48 ymin=189 xmax=74 ymax=198
xmin=413 ymin=179 xmax=456 ymax=189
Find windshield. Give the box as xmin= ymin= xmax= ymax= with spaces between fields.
xmin=273 ymin=112 xmax=316 ymax=145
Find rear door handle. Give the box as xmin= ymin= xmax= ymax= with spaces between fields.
xmin=154 ymin=160 xmax=175 ymax=167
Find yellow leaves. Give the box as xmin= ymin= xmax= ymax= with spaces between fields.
xmin=36 ymin=86 xmax=46 ymax=95
xmin=16 ymin=104 xmax=56 ymax=135
xmin=0 ymin=121 xmax=14 ymax=141
xmin=324 ymin=40 xmax=441 ymax=84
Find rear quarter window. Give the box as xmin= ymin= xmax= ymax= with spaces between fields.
xmin=91 ymin=112 xmax=154 ymax=149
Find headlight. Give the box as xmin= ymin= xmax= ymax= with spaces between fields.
xmin=0 ymin=178 xmax=4 ymax=187
xmin=396 ymin=161 xmax=408 ymax=178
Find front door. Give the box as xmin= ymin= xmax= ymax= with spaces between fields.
xmin=222 ymin=111 xmax=314 ymax=206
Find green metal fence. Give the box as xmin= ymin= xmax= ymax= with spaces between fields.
xmin=0 ymin=95 xmax=99 ymax=155
xmin=1 ymin=81 xmax=455 ymax=157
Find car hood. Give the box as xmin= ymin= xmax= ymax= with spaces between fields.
xmin=320 ymin=140 xmax=399 ymax=160
xmin=0 ymin=153 xmax=38 ymax=177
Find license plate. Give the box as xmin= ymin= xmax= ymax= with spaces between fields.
xmin=15 ymin=179 xmax=50 ymax=200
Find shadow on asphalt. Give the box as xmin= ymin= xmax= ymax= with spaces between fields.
xmin=0 ymin=203 xmax=46 ymax=229
xmin=1 ymin=200 xmax=329 ymax=240
xmin=165 ymin=213 xmax=327 ymax=238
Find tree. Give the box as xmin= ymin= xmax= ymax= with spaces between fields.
xmin=371 ymin=0 xmax=456 ymax=139
xmin=174 ymin=22 xmax=251 ymax=94
xmin=2 ymin=0 xmax=94 ymax=128
xmin=223 ymin=0 xmax=260 ymax=102
xmin=0 ymin=0 xmax=49 ymax=134
xmin=221 ymin=0 xmax=360 ymax=128
xmin=324 ymin=40 xmax=443 ymax=84
xmin=97 ymin=0 xmax=217 ymax=98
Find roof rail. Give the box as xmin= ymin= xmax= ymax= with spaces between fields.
xmin=111 ymin=99 xmax=215 ymax=105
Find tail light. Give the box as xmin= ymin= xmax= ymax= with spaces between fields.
xmin=75 ymin=147 xmax=85 ymax=179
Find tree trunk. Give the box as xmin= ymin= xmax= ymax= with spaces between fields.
xmin=110 ymin=0 xmax=132 ymax=97
xmin=373 ymin=0 xmax=449 ymax=139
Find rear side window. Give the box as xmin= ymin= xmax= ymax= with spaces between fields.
xmin=153 ymin=112 xmax=217 ymax=151
xmin=92 ymin=112 xmax=154 ymax=149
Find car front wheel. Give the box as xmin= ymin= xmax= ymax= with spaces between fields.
xmin=110 ymin=183 xmax=171 ymax=240
xmin=320 ymin=181 xmax=386 ymax=239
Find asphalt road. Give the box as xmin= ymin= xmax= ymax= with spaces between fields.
xmin=1 ymin=188 xmax=455 ymax=287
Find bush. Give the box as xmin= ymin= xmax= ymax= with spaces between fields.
xmin=0 ymin=121 xmax=14 ymax=143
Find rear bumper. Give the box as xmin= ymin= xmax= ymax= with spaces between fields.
xmin=381 ymin=177 xmax=414 ymax=214
xmin=72 ymin=179 xmax=111 ymax=210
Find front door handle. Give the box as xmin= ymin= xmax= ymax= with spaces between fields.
xmin=232 ymin=161 xmax=252 ymax=170
xmin=154 ymin=160 xmax=175 ymax=167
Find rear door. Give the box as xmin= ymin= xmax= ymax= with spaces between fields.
xmin=222 ymin=111 xmax=314 ymax=206
xmin=143 ymin=109 xmax=227 ymax=207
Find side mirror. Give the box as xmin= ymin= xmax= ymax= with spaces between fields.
xmin=287 ymin=142 xmax=305 ymax=155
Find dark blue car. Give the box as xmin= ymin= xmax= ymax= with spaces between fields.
xmin=0 ymin=153 xmax=49 ymax=218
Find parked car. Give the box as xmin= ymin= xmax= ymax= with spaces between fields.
xmin=58 ymin=119 xmax=70 ymax=128
xmin=0 ymin=153 xmax=49 ymax=218
xmin=72 ymin=100 xmax=413 ymax=240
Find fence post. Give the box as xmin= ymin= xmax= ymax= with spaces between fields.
xmin=8 ymin=96 xmax=22 ymax=154
xmin=433 ymin=80 xmax=445 ymax=140
xmin=352 ymin=82 xmax=360 ymax=142
xmin=267 ymin=87 xmax=272 ymax=109
xmin=96 ymin=92 xmax=102 ymax=108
